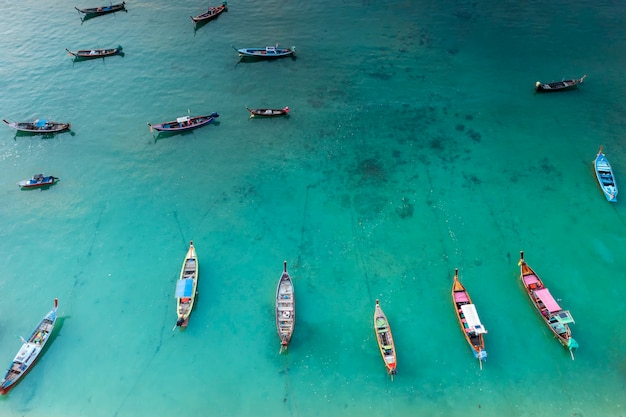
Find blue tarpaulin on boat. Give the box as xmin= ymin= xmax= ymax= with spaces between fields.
xmin=175 ymin=278 xmax=194 ymax=298
xmin=34 ymin=119 xmax=47 ymax=127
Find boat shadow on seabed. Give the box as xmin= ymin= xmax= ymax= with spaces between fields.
xmin=77 ymin=8 xmax=128 ymax=24
xmin=150 ymin=121 xmax=221 ymax=143
xmin=233 ymin=54 xmax=297 ymax=69
xmin=12 ymin=130 xmax=75 ymax=140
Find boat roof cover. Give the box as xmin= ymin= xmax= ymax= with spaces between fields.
xmin=555 ymin=310 xmax=575 ymax=324
xmin=175 ymin=278 xmax=194 ymax=298
xmin=460 ymin=304 xmax=487 ymax=334
xmin=13 ymin=344 xmax=37 ymax=363
xmin=176 ymin=116 xmax=190 ymax=123
xmin=534 ymin=288 xmax=561 ymax=313
xmin=454 ymin=291 xmax=469 ymax=303
xmin=523 ymin=274 xmax=539 ymax=286
xmin=34 ymin=119 xmax=47 ymax=127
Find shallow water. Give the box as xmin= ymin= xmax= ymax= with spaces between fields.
xmin=0 ymin=0 xmax=625 ymax=416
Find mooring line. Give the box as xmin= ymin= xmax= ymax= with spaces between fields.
xmin=422 ymin=165 xmax=455 ymax=273
xmin=296 ymin=184 xmax=313 ymax=269
xmin=349 ymin=196 xmax=374 ymax=303
xmin=112 ymin=305 xmax=171 ymax=417
xmin=283 ymin=353 xmax=300 ymax=417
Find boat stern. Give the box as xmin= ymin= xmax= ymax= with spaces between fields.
xmin=0 ymin=384 xmax=13 ymax=395
xmin=176 ymin=316 xmax=189 ymax=328
xmin=607 ymin=190 xmax=617 ymax=202
xmin=475 ymin=348 xmax=487 ymax=361
xmin=567 ymin=337 xmax=579 ymax=351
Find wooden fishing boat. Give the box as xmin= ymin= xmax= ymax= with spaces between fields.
xmin=276 ymin=261 xmax=295 ymax=352
xmin=594 ymin=146 xmax=618 ymax=202
xmin=3 ymin=118 xmax=70 ymax=134
xmin=518 ymin=251 xmax=578 ymax=359
xmin=233 ymin=45 xmax=295 ymax=59
xmin=191 ymin=1 xmax=227 ymax=24
xmin=148 ymin=112 xmax=219 ymax=133
xmin=373 ymin=299 xmax=397 ymax=378
xmin=66 ymin=45 xmax=123 ymax=59
xmin=451 ymin=269 xmax=487 ymax=368
xmin=246 ymin=106 xmax=290 ymax=118
xmin=18 ymin=174 xmax=59 ymax=189
xmin=0 ymin=299 xmax=59 ymax=395
xmin=75 ymin=2 xmax=126 ymax=18
xmin=174 ymin=241 xmax=198 ymax=328
xmin=535 ymin=75 xmax=586 ymax=92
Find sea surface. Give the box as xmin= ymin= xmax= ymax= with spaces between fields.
xmin=0 ymin=0 xmax=625 ymax=416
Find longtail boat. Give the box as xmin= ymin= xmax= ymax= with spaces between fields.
xmin=232 ymin=45 xmax=295 ymax=59
xmin=451 ymin=269 xmax=487 ymax=369
xmin=3 ymin=118 xmax=70 ymax=134
xmin=0 ymin=299 xmax=59 ymax=395
xmin=373 ymin=299 xmax=397 ymax=379
xmin=174 ymin=241 xmax=198 ymax=328
xmin=18 ymin=174 xmax=59 ymax=189
xmin=191 ymin=1 xmax=227 ymax=25
xmin=518 ymin=251 xmax=578 ymax=359
xmin=66 ymin=46 xmax=123 ymax=60
xmin=148 ymin=112 xmax=219 ymax=133
xmin=75 ymin=2 xmax=126 ymax=18
xmin=594 ymin=146 xmax=618 ymax=202
xmin=246 ymin=106 xmax=290 ymax=118
xmin=535 ymin=75 xmax=586 ymax=92
xmin=275 ymin=261 xmax=295 ymax=352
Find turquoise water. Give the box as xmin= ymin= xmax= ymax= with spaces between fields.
xmin=1 ymin=0 xmax=625 ymax=416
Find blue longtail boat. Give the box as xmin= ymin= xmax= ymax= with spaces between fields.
xmin=594 ymin=146 xmax=618 ymax=202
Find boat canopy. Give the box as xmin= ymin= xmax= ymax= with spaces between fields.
xmin=554 ymin=310 xmax=575 ymax=324
xmin=34 ymin=119 xmax=47 ymax=127
xmin=13 ymin=344 xmax=37 ymax=363
xmin=175 ymin=278 xmax=194 ymax=298
xmin=176 ymin=116 xmax=190 ymax=124
xmin=523 ymin=274 xmax=539 ymax=286
xmin=454 ymin=291 xmax=469 ymax=303
xmin=460 ymin=304 xmax=487 ymax=334
xmin=375 ymin=317 xmax=387 ymax=329
xmin=534 ymin=288 xmax=561 ymax=313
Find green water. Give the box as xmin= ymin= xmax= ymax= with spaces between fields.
xmin=0 ymin=0 xmax=624 ymax=416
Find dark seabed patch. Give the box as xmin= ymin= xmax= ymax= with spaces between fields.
xmin=395 ymin=196 xmax=414 ymax=219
